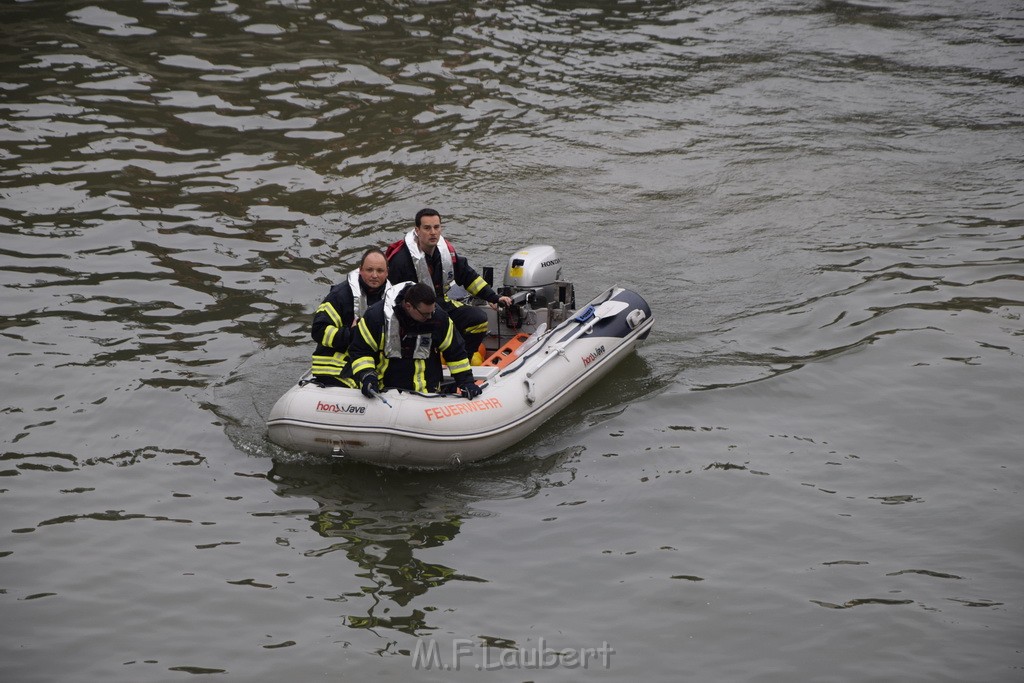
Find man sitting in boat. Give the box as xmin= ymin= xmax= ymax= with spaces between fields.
xmin=348 ymin=281 xmax=483 ymax=400
xmin=386 ymin=208 xmax=513 ymax=364
xmin=309 ymin=247 xmax=392 ymax=387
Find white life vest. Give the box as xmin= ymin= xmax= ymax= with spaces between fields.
xmin=347 ymin=269 xmax=391 ymax=318
xmin=382 ymin=282 xmax=432 ymax=360
xmin=404 ymin=229 xmax=455 ymax=298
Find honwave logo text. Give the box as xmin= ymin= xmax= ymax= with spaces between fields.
xmin=316 ymin=400 xmax=366 ymax=415
xmin=581 ymin=345 xmax=606 ymax=367
xmin=541 ymin=258 xmax=561 ymax=267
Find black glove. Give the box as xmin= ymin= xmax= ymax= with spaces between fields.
xmin=458 ymin=380 xmax=482 ymax=400
xmin=359 ymin=373 xmax=379 ymax=399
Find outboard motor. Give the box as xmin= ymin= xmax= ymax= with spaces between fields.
xmin=498 ymin=245 xmax=574 ymax=329
xmin=503 ymin=245 xmax=566 ymax=305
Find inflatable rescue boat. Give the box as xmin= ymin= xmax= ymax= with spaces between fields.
xmin=266 ymin=245 xmax=654 ymax=468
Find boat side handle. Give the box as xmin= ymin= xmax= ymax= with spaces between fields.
xmin=627 ymin=309 xmax=647 ymax=329
xmin=524 ymin=378 xmax=536 ymax=405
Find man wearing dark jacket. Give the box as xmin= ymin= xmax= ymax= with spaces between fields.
xmin=310 ymin=248 xmax=391 ymax=387
xmin=386 ymin=208 xmax=512 ymax=363
xmin=348 ymin=281 xmax=482 ymax=399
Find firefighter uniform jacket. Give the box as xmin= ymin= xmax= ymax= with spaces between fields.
xmin=386 ymin=231 xmax=501 ymax=308
xmin=348 ymin=283 xmax=474 ymax=394
xmin=309 ymin=272 xmax=389 ymax=385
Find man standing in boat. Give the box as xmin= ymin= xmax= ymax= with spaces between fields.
xmin=309 ymin=247 xmax=392 ymax=387
xmin=348 ymin=281 xmax=483 ymax=399
xmin=386 ymin=208 xmax=513 ymax=364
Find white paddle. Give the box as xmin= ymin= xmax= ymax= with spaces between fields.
xmin=526 ymin=299 xmax=627 ymax=377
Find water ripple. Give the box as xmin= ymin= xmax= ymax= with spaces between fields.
xmin=1 ymin=3 xmax=1022 ymax=680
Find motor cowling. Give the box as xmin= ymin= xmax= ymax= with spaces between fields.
xmin=503 ymin=245 xmax=562 ymax=303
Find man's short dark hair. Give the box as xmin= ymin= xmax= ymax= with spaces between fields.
xmin=359 ymin=246 xmax=385 ymax=267
xmin=415 ymin=208 xmax=440 ymax=227
xmin=404 ymin=282 xmax=436 ymax=307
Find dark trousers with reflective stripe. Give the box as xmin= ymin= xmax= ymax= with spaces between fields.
xmin=446 ymin=303 xmax=488 ymax=358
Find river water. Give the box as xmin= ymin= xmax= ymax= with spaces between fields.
xmin=2 ymin=1 xmax=1022 ymax=681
